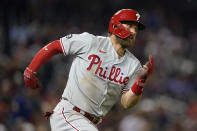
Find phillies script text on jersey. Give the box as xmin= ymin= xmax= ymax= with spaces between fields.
xmin=87 ymin=54 xmax=129 ymax=85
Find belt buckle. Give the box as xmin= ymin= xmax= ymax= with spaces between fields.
xmin=93 ymin=117 xmax=98 ymax=124
xmin=92 ymin=116 xmax=102 ymax=125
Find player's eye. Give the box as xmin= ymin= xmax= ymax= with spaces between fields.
xmin=130 ymin=24 xmax=139 ymax=32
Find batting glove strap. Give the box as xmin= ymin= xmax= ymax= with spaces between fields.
xmin=26 ymin=67 xmax=37 ymax=74
xmin=131 ymin=78 xmax=146 ymax=95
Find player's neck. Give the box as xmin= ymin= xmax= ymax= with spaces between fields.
xmin=110 ymin=35 xmax=126 ymax=58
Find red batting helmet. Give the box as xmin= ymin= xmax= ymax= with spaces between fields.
xmin=108 ymin=9 xmax=145 ymax=39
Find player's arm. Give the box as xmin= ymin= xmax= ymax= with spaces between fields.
xmin=121 ymin=56 xmax=154 ymax=109
xmin=24 ymin=40 xmax=63 ymax=89
xmin=121 ymin=88 xmax=142 ymax=109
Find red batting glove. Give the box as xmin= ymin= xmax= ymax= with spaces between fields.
xmin=146 ymin=56 xmax=154 ymax=75
xmin=138 ymin=55 xmax=154 ymax=80
xmin=131 ymin=56 xmax=154 ymax=95
xmin=24 ymin=67 xmax=43 ymax=89
xmin=131 ymin=78 xmax=146 ymax=95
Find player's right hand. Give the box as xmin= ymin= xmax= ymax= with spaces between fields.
xmin=24 ymin=67 xmax=42 ymax=89
xmin=138 ymin=56 xmax=154 ymax=80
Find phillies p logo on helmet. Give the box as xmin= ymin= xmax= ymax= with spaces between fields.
xmin=136 ymin=13 xmax=140 ymax=21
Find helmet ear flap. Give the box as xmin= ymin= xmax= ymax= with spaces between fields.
xmin=113 ymin=22 xmax=131 ymax=39
xmin=112 ymin=24 xmax=117 ymax=29
xmin=110 ymin=20 xmax=131 ymax=39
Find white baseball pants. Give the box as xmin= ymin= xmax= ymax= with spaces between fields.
xmin=50 ymin=99 xmax=98 ymax=131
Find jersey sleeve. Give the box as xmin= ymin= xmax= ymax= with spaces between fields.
xmin=60 ymin=32 xmax=93 ymax=56
xmin=122 ymin=62 xmax=142 ymax=93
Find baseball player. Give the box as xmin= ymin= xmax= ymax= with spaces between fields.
xmin=24 ymin=9 xmax=154 ymax=131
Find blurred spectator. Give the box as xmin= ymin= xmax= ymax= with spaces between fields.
xmin=119 ymin=111 xmax=151 ymax=131
xmin=0 ymin=123 xmax=7 ymax=131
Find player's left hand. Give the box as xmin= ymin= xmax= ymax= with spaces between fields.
xmin=138 ymin=56 xmax=154 ymax=80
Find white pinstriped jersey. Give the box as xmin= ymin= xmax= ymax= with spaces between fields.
xmin=60 ymin=32 xmax=142 ymax=117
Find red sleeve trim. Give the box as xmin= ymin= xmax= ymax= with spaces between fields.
xmin=60 ymin=38 xmax=67 ymax=55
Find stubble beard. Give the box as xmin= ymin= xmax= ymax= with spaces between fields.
xmin=116 ymin=35 xmax=135 ymax=48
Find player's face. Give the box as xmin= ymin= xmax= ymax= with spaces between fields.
xmin=117 ymin=22 xmax=139 ymax=48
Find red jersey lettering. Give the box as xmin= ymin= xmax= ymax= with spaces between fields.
xmin=87 ymin=54 xmax=129 ymax=85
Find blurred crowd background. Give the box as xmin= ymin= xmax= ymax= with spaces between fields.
xmin=0 ymin=0 xmax=197 ymax=131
